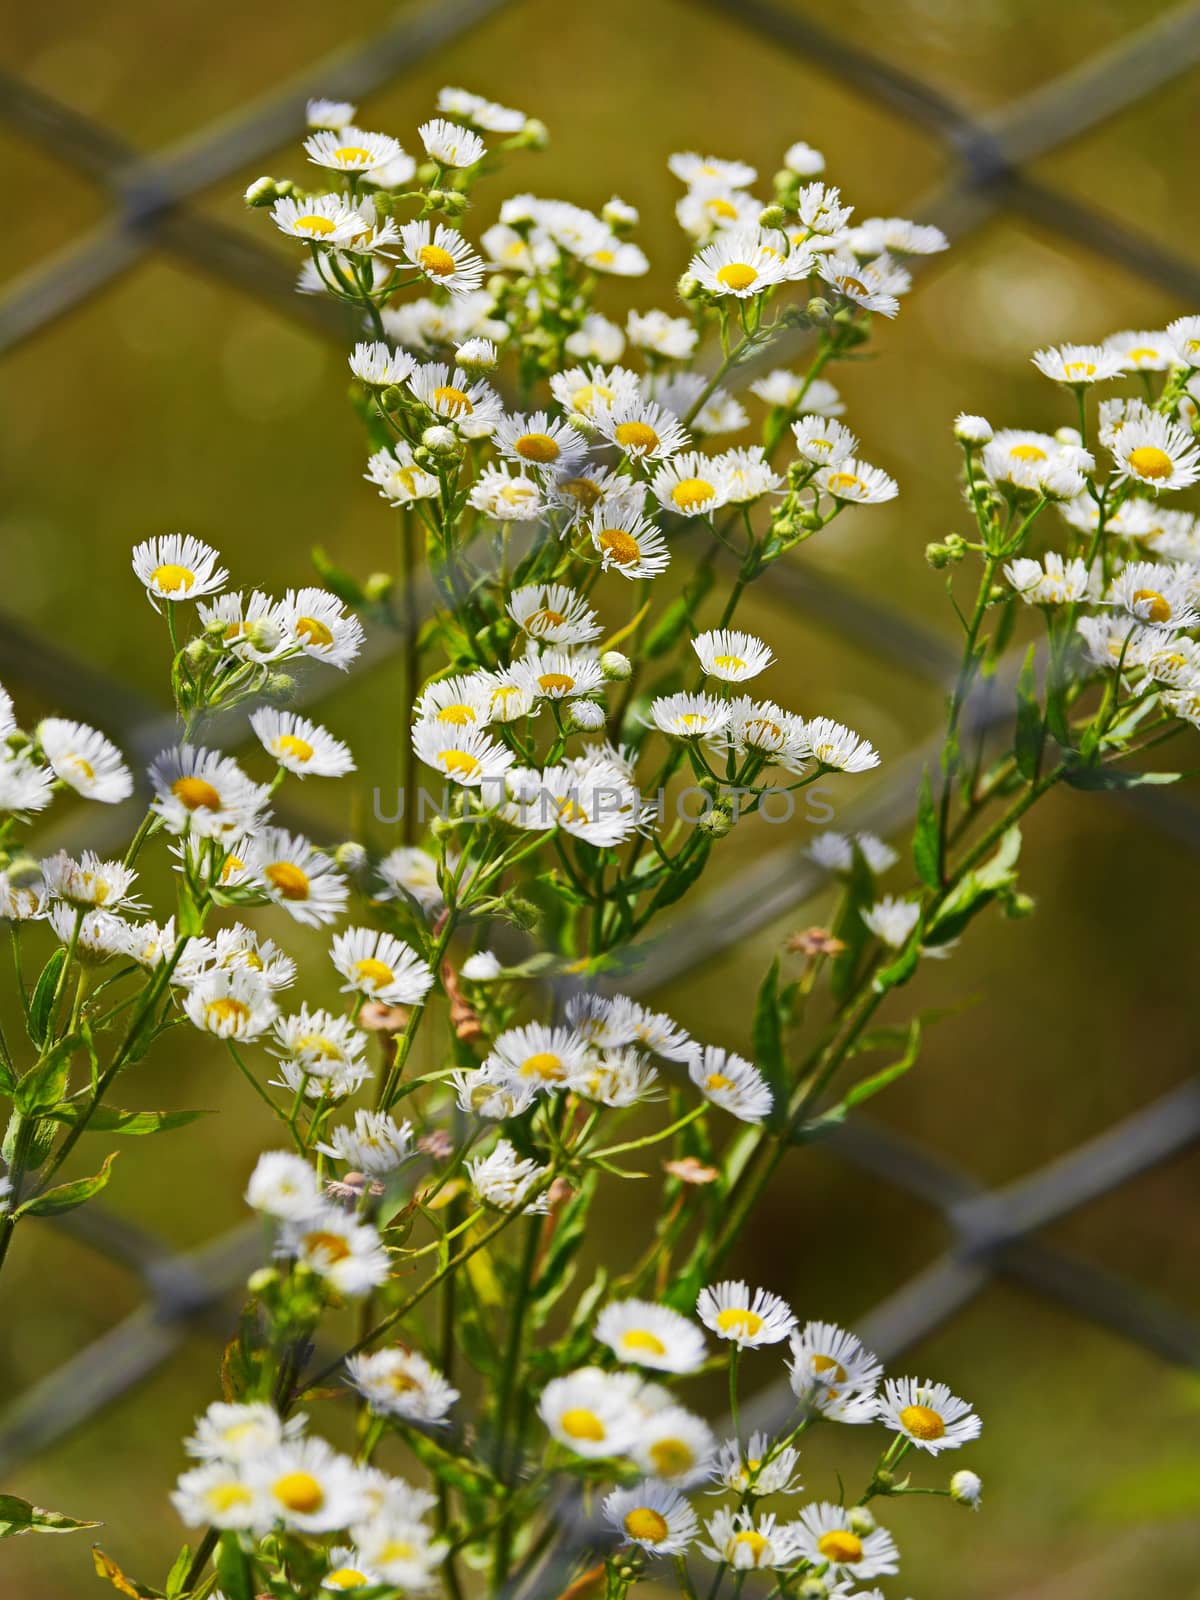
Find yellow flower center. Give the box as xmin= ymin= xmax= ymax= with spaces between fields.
xmin=172 ymin=775 xmax=222 ymax=810
xmin=521 ymin=1051 xmax=565 ymax=1080
xmin=621 ymin=1329 xmax=667 ymax=1356
xmin=599 ymin=528 xmax=641 ymax=565
xmin=515 ymin=432 xmax=561 ymax=463
xmin=560 ymin=1407 xmax=606 ymax=1442
xmin=302 ymin=1229 xmax=352 ymax=1265
xmin=716 ymin=1307 xmax=764 ymax=1338
xmin=899 ymin=1402 xmax=946 ymax=1440
xmin=538 ymin=672 xmax=575 ymax=694
xmin=62 ymin=754 xmax=96 ymax=782
xmin=204 ymin=997 xmax=250 ymax=1029
xmin=295 ymin=214 xmax=337 ymax=236
xmin=296 ymin=1032 xmax=342 ymax=1059
xmin=1063 ymin=360 xmax=1096 ymax=379
xmin=717 ymin=262 xmax=758 ymax=291
xmin=1127 ymin=346 xmax=1159 ymax=364
xmin=712 ymin=654 xmax=746 ymax=672
xmin=440 ymin=749 xmax=481 ymax=779
xmin=529 ymin=607 xmax=566 ymax=630
xmin=272 ymin=1470 xmax=325 ymax=1514
xmin=671 ymin=478 xmax=716 ymax=511
xmin=678 ymin=712 xmax=705 ymax=730
xmin=614 ymin=421 xmax=660 ymax=453
xmin=296 ymin=615 xmax=334 ymax=648
xmin=275 ymin=733 xmax=314 ymax=763
xmin=706 ymin=197 xmax=737 ymax=220
xmin=624 ymin=1507 xmax=670 ymax=1543
xmin=326 ymin=1570 xmax=370 ymax=1590
xmin=1009 ymin=443 xmax=1046 ymax=462
xmin=151 ymin=563 xmax=195 ymax=593
xmin=418 ymin=244 xmax=457 ymax=277
xmin=266 ymin=861 xmax=311 ymax=900
xmin=648 ymin=1438 xmax=695 ymax=1477
xmin=437 ymin=702 xmax=478 ymax=727
xmin=389 ymin=466 xmax=421 ymax=497
xmin=836 ymin=275 xmax=869 ymax=296
xmin=818 ymin=1530 xmax=863 ymax=1564
xmin=354 ymin=957 xmax=394 ymax=988
xmin=826 ymin=471 xmax=865 ymax=496
xmin=334 ymin=145 xmax=371 ymax=165
xmin=220 ymin=853 xmax=244 ymax=882
xmin=206 ymin=1482 xmax=254 ymax=1514
xmin=1132 ymin=588 xmax=1172 ymax=622
xmin=1127 ymin=445 xmax=1174 ymax=480
xmin=432 ymin=385 xmax=473 ymax=415
xmin=746 ymin=717 xmax=783 ymax=744
xmin=706 ymin=1072 xmax=733 ymax=1091
xmin=571 ymin=383 xmax=613 ymax=415
xmin=732 ymin=1530 xmax=768 ymax=1562
xmin=376 ymin=1541 xmax=415 ymax=1563
xmin=556 ymin=796 xmax=591 ymax=825
xmin=563 ymin=476 xmax=602 ymax=506
xmin=812 ymin=1352 xmax=848 ymax=1382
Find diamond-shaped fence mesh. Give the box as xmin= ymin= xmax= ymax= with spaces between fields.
xmin=2 ymin=0 xmax=1199 ymax=1580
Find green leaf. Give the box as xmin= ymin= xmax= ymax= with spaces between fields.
xmin=844 ymin=1019 xmax=922 ymax=1109
xmin=912 ymin=767 xmax=941 ymax=889
xmin=27 ymin=947 xmax=66 ymax=1047
xmin=14 ymin=1033 xmax=83 ymax=1115
xmin=311 ymin=545 xmax=365 ymax=606
xmin=829 ymin=846 xmax=876 ymax=1004
xmin=646 ymin=567 xmax=714 ymax=658
xmin=0 ymin=1495 xmax=99 ymax=1539
xmin=646 ymin=835 xmax=712 ymax=916
xmin=1014 ymin=644 xmax=1044 ymax=781
xmin=164 ymin=1546 xmax=192 ymax=1599
xmin=43 ymin=1105 xmax=213 ymax=1137
xmin=1064 ymin=765 xmax=1182 ymax=791
xmin=215 ymin=1532 xmax=254 ymax=1600
xmin=91 ymin=1547 xmax=162 ymax=1596
xmin=751 ymin=957 xmax=788 ymax=1130
xmin=15 ymin=1151 xmax=118 ymax=1218
xmin=872 ymin=939 xmax=922 ymax=993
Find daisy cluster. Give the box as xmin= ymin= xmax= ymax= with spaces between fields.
xmin=538 ymin=1281 xmax=981 ymax=1583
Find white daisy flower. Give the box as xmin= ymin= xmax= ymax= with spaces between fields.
xmin=322 ymin=1547 xmax=383 ymax=1592
xmin=692 ymin=629 xmax=774 ymax=683
xmin=494 ymin=410 xmax=587 ymax=474
xmin=650 ymin=452 xmax=731 ymax=517
xmin=650 ymin=692 xmax=730 ymax=740
xmin=185 ymin=1400 xmax=305 ymax=1464
xmin=348 ymin=341 xmax=414 ymax=387
xmin=41 ymin=849 xmax=139 ymax=910
xmin=1108 ymin=412 xmax=1200 ymax=492
xmin=48 ymin=904 xmax=130 ymax=960
xmin=549 ymin=362 xmax=641 ymax=419
xmin=353 ymin=1517 xmax=446 ymax=1591
xmin=539 ymin=1366 xmax=637 ymax=1458
xmin=304 ymin=126 xmax=403 ymax=174
xmin=35 ymin=718 xmax=132 ymax=804
xmin=0 ymin=752 xmax=51 ymax=815
xmin=817 ymin=252 xmax=905 ymax=317
xmin=676 ymin=184 xmax=762 ymax=239
xmin=468 ymin=1138 xmax=550 ymax=1213
xmin=568 ymin=1046 xmax=660 ymax=1107
xmin=250 ymin=709 xmax=355 ymax=778
xmin=802 ymin=716 xmax=881 ymax=772
xmin=330 ymin=927 xmax=434 ymax=1006
xmin=347 ymin=1348 xmax=459 ymax=1424
xmin=248 ymin=1437 xmax=371 ymax=1531
xmin=183 ymin=967 xmax=278 ymax=1040
xmin=149 ymin=745 xmax=269 ymax=839
xmin=246 ymin=828 xmax=350 ymax=926
xmin=396 ymin=221 xmax=485 ymax=298
xmin=564 ymin=312 xmax=627 ymax=363
xmin=411 ymin=721 xmax=515 ymax=789
xmin=981 ymin=429 xmax=1063 ymax=489
xmin=245 ymin=1151 xmax=323 ymax=1220
xmin=511 ymin=648 xmax=604 ymax=705
xmin=668 ymin=152 xmax=757 ymax=189
xmin=723 ymin=698 xmax=808 ymax=769
xmin=1031 ymin=342 xmax=1124 ymax=385
xmin=580 ymin=237 xmax=649 ymax=277
xmin=792 ymin=414 xmax=858 ymax=466
xmin=1103 ymin=329 xmax=1174 ymax=372
xmin=0 ymin=868 xmax=48 ymax=919
xmin=306 ymin=98 xmax=356 ymax=130
xmin=849 ymin=216 xmax=947 ymax=256
xmin=460 ymin=950 xmax=502 ymax=981
xmin=815 ymin=458 xmax=898 ymax=504
xmin=280 ymin=1207 xmax=390 ymax=1297
xmin=604 ymin=1481 xmax=698 ymax=1555
xmin=1107 ymin=561 xmax=1198 ymax=630
xmin=507 ymin=583 xmax=602 ymax=646
xmin=318 ymin=1110 xmax=415 ymax=1175
xmin=283 ymin=587 xmax=366 ymax=670
xmin=594 ymin=397 xmax=689 ymax=461
xmin=483 ymin=1021 xmax=590 ymax=1089
xmin=131 ymin=533 xmax=227 ymax=610
xmin=626 ymin=308 xmax=698 ymax=360
xmin=195 ymin=925 xmax=296 ymax=991
xmin=590 ymin=505 xmax=671 ymax=579
xmin=171 ymin=1461 xmax=262 ymax=1531
xmin=1004 ymin=553 xmax=1096 ymax=606
xmin=407 ymin=363 xmax=503 ymax=438
xmin=270 ymin=193 xmax=369 ymax=246
xmin=699 ymin=1508 xmax=796 ymax=1570
xmin=468 ymin=465 xmax=544 ymax=520
xmin=595 ymin=1299 xmax=708 ymax=1373
xmin=712 ymin=1431 xmax=803 ymax=1497
xmin=418 ymin=118 xmax=485 ymax=167
xmin=603 ymin=995 xmax=696 ymax=1061
xmin=787 ymin=1320 xmax=883 ymax=1403
xmin=270 ymin=1006 xmax=370 ymax=1094
xmin=792 ymin=1502 xmax=899 ymax=1580
xmin=795 ymin=181 xmax=854 ymax=236
xmin=1165 ymin=314 xmax=1200 ymax=368
xmin=861 ymin=895 xmax=920 ymax=948
xmin=452 ymin=1063 xmax=539 ymax=1121
xmin=414 ymin=673 xmax=494 ymax=730
xmin=197 ymin=590 xmax=292 ymax=663
xmin=691 ymin=228 xmax=788 ymax=299
xmin=715 ymin=445 xmax=782 ymax=502
xmin=632 ymin=1403 xmax=717 ymax=1486
xmin=437 ymin=86 xmax=526 ymax=133
xmin=378 ymin=845 xmax=444 ymax=912
xmin=750 ymin=370 xmax=844 ymax=414
xmin=688 ymin=1046 xmax=773 ymax=1123
xmin=878 ymin=1376 xmax=982 ymax=1453
xmin=696 ymin=1281 xmax=796 ymax=1347
xmin=807 ymin=830 xmax=897 ymax=875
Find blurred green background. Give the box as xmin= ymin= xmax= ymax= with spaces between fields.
xmin=3 ymin=0 xmax=1200 ymax=1594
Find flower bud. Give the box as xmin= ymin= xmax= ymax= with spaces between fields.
xmin=677 ymin=273 xmax=703 ymax=302
xmin=244 ymin=176 xmax=288 ymax=207
xmin=247 ymin=1267 xmax=279 ymax=1295
xmin=600 ymin=651 xmax=632 ymax=681
xmin=455 ymin=337 xmax=498 ymax=372
xmin=246 ymin=617 xmax=286 ymax=652
xmin=4 ymin=855 xmax=42 ymax=889
xmin=698 ymin=805 xmax=733 ymax=837
xmin=954 ymin=412 xmax=993 ymax=445
xmin=504 ymin=895 xmax=540 ymax=931
xmin=364 ymin=572 xmax=394 ymax=604
xmin=950 ymin=1469 xmax=982 ymax=1508
xmin=798 ymin=1581 xmax=829 ymax=1600
xmin=521 ymin=117 xmax=550 ymax=149
xmin=926 ymin=542 xmax=951 ymax=569
xmin=847 ymin=1507 xmax=876 ymax=1536
xmin=806 ymin=297 xmax=831 ymax=322
xmin=565 ymin=700 xmax=606 ymax=732
xmin=380 ymin=384 xmax=407 ymax=412
xmin=334 ymin=842 xmax=367 ymax=872
xmin=184 ymin=638 xmax=209 ymax=667
xmin=265 ymin=673 xmax=296 ymax=699
xmin=602 ymin=196 xmax=638 ymax=231
xmin=422 ymin=425 xmax=460 ymax=455
xmin=758 ymin=204 xmax=786 ymax=229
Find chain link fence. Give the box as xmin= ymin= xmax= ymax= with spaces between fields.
xmin=2 ymin=0 xmax=1198 ymax=1582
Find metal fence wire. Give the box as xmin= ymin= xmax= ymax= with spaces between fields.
xmin=1 ymin=0 xmax=1199 ymax=1577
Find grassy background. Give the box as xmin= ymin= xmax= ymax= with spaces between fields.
xmin=3 ymin=0 xmax=1200 ymax=1594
